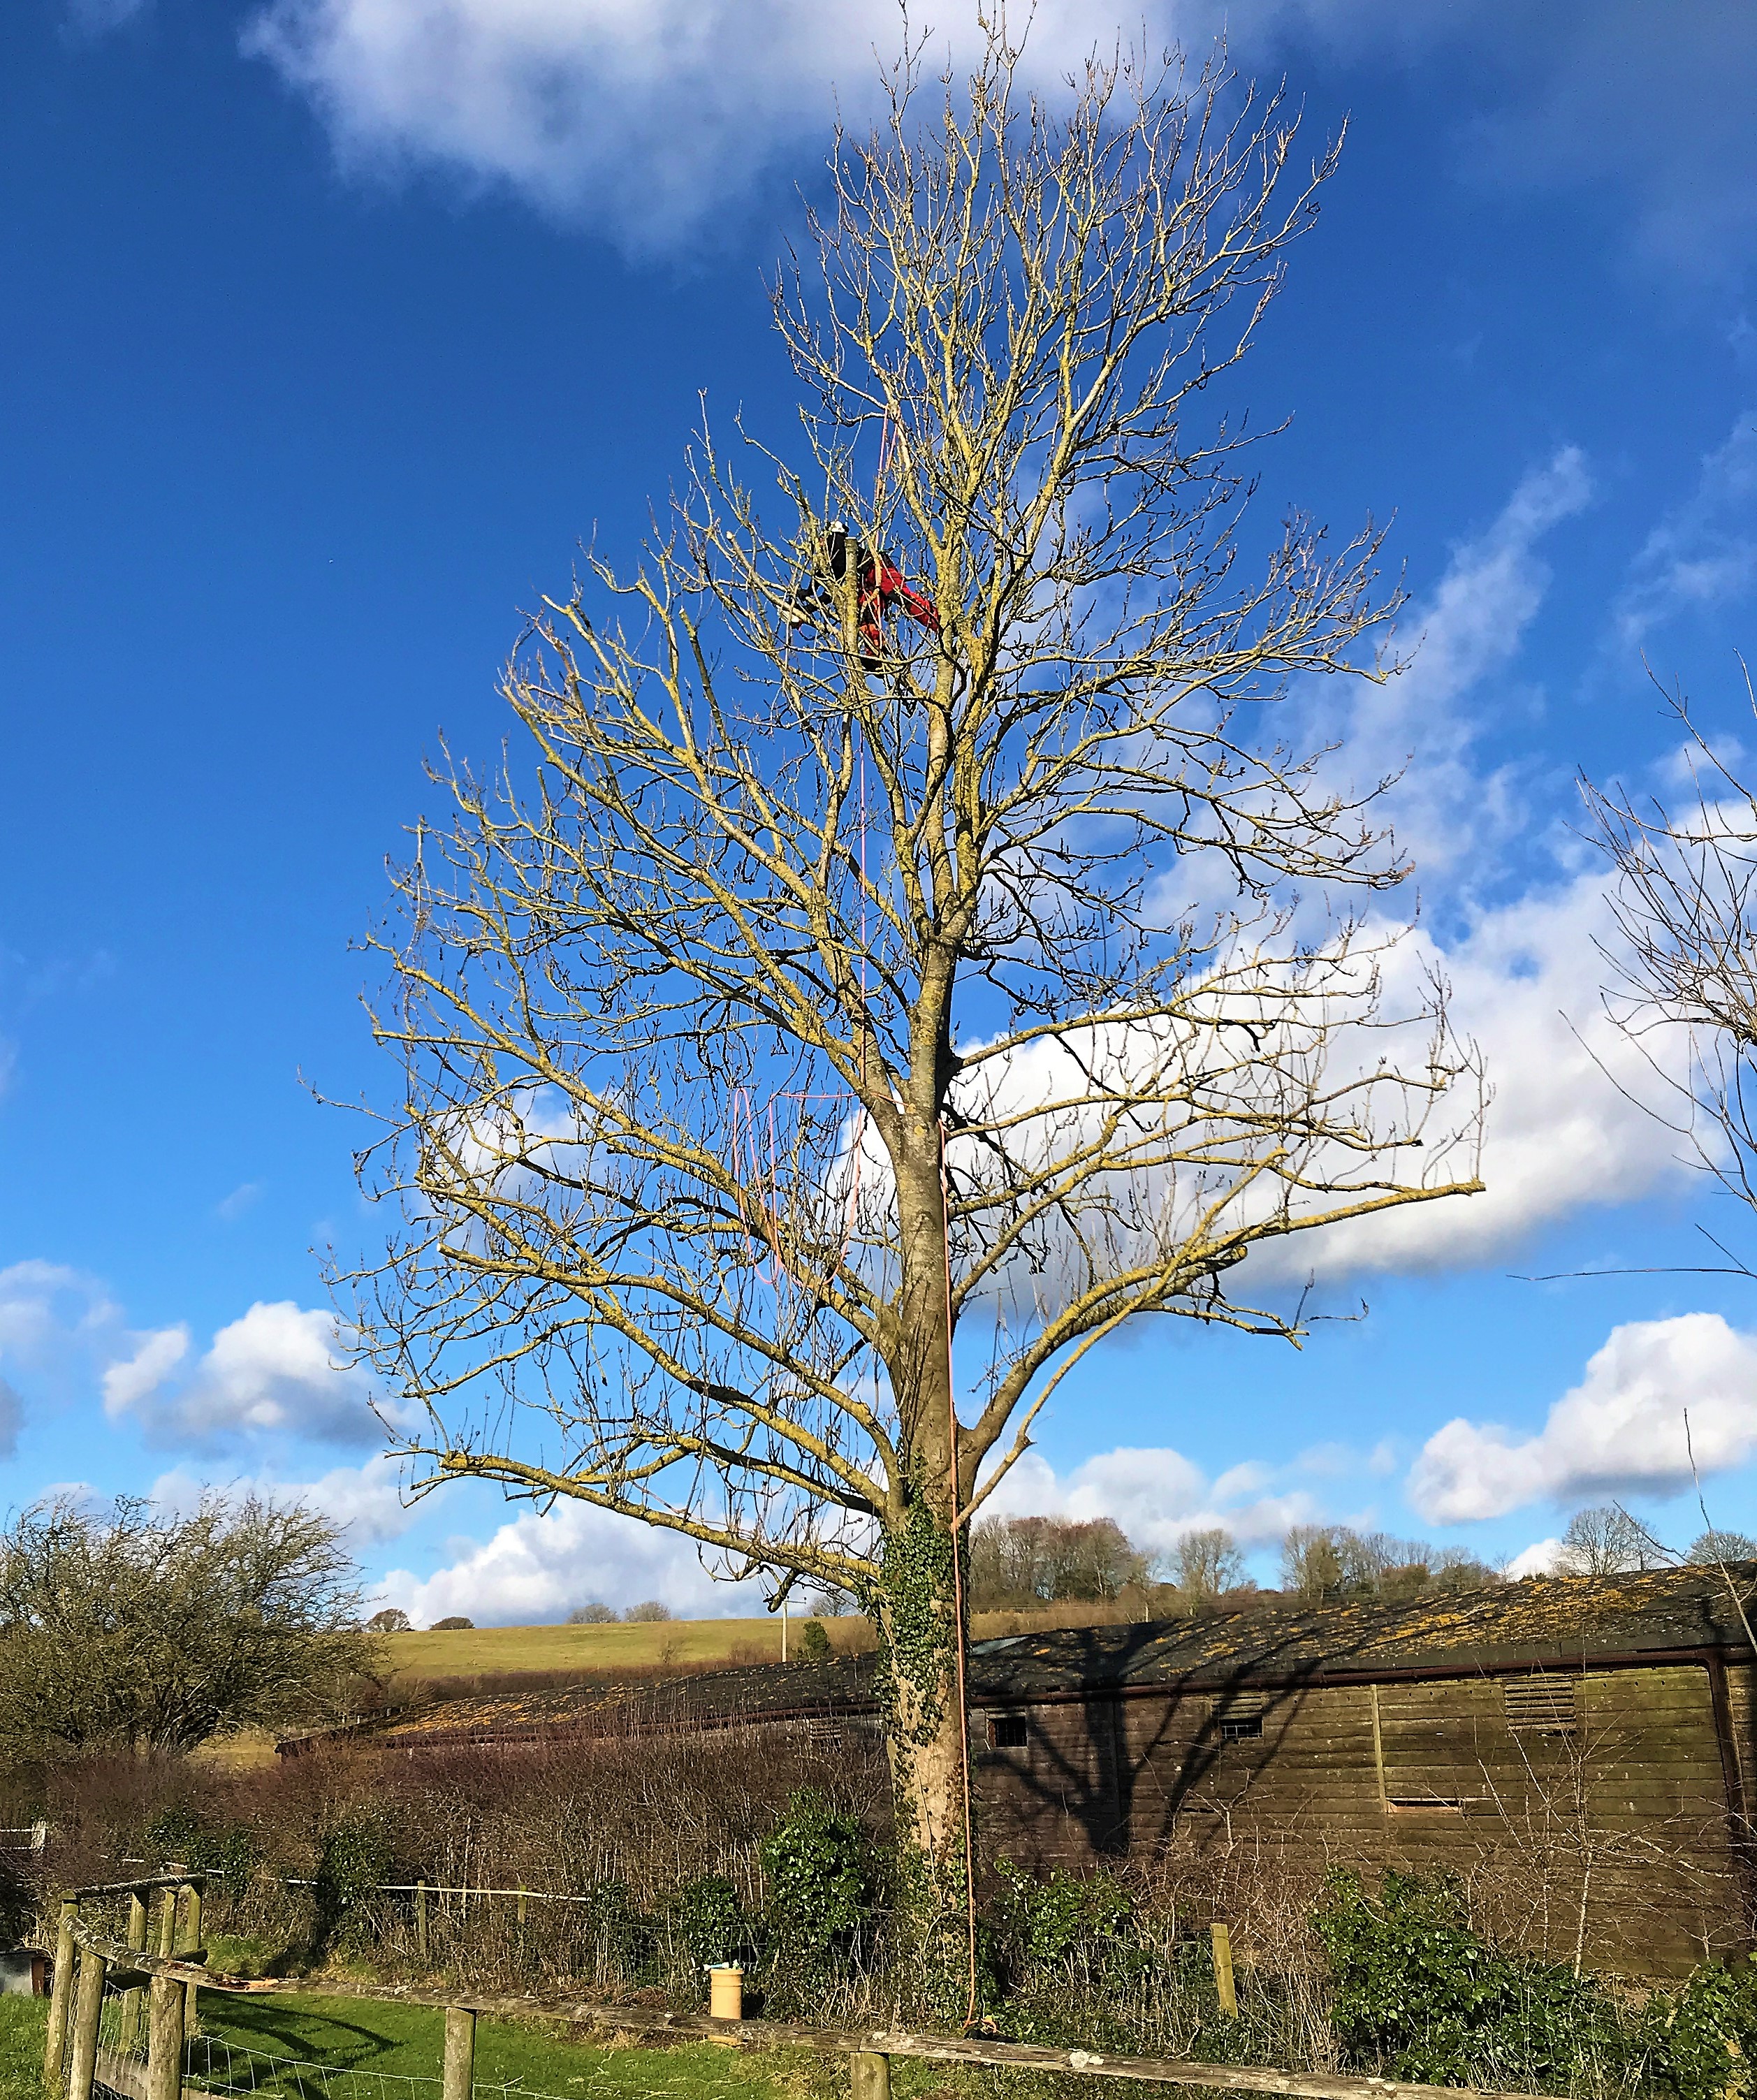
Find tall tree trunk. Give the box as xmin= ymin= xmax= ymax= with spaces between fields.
xmin=874 ymin=1489 xmax=968 ymax=1866
xmin=875 ymin=1132 xmax=977 ymax=2006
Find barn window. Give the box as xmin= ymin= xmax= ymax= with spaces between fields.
xmin=990 ymin=1715 xmax=1028 ymax=1749
xmin=1503 ymin=1673 xmax=1578 ymax=1737
xmin=1216 ymin=1692 xmax=1268 ymax=1742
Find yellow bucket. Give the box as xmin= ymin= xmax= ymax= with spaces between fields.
xmin=708 ymin=1964 xmax=744 ymax=2020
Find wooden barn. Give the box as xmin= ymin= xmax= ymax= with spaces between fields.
xmin=963 ymin=1566 xmax=1757 ymax=1976
xmin=311 ymin=1563 xmax=1757 ymax=1977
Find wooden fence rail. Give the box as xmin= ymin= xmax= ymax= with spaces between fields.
xmin=45 ymin=1888 xmax=1566 ymax=2100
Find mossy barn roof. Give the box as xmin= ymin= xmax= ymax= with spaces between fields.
xmin=291 ymin=1562 xmax=1757 ymax=1759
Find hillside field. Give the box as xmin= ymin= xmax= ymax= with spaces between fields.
xmin=380 ymin=1598 xmax=1146 ymax=1687
xmin=380 ymin=1612 xmax=858 ymax=1684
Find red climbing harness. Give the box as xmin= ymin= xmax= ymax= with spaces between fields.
xmin=785 ymin=521 xmax=939 ymax=669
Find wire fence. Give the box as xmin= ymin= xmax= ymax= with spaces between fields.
xmin=184 ymin=2034 xmax=444 ymax=2100
xmin=181 ymin=2032 xmax=753 ymax=2100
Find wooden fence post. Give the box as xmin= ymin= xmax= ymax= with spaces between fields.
xmin=443 ymin=2006 xmax=476 ymax=2100
xmin=181 ymin=1880 xmax=205 ymax=2037
xmin=119 ymin=1890 xmax=148 ymax=2051
xmin=851 ymin=2051 xmax=891 ymax=2100
xmin=147 ymin=1971 xmax=185 ymax=2100
xmin=155 ymin=1889 xmax=177 ymax=1961
xmin=1210 ymin=1922 xmax=1237 ymax=2018
xmin=517 ymin=1888 xmax=527 ymax=1928
xmin=66 ymin=1948 xmax=106 ymax=2100
xmin=43 ymin=1899 xmax=78 ymax=2096
xmin=416 ymin=1881 xmax=428 ymax=1960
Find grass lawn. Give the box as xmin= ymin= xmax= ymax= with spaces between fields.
xmin=0 ymin=1997 xmax=43 ymax=2100
xmin=0 ymin=1990 xmax=821 ymax=2100
xmin=191 ymin=1990 xmax=812 ymax=2100
xmin=0 ymin=1988 xmax=1093 ymax=2100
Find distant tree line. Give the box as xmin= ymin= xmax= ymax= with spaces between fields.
xmin=967 ymin=1516 xmax=1152 ymax=1612
xmin=970 ymin=1503 xmax=1757 ymax=1620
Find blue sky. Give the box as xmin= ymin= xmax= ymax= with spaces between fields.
xmin=6 ymin=0 xmax=1757 ymax=1623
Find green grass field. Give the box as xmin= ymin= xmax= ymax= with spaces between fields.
xmin=379 ymin=1601 xmax=1135 ymax=1689
xmin=0 ymin=1998 xmax=43 ymax=2100
xmin=192 ymin=1990 xmax=814 ymax=2100
xmin=0 ymin=1988 xmax=985 ymax=2100
xmin=379 ymin=1616 xmax=865 ymax=1686
xmin=0 ymin=1990 xmax=818 ymax=2100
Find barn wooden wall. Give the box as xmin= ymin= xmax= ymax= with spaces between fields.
xmin=972 ymin=1663 xmax=1754 ymax=1976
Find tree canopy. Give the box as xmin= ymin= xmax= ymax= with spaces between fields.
xmin=0 ymin=1494 xmax=375 ymax=1758
xmin=342 ymin=21 xmax=1485 ymax=1906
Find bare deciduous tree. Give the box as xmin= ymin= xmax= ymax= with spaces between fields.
xmin=1555 ymin=1505 xmax=1659 ymax=1577
xmin=1689 ymin=1526 xmax=1757 ymax=1566
xmin=967 ymin=1512 xmax=1151 ymax=1610
xmin=1584 ymin=669 xmax=1757 ymax=1233
xmin=1170 ymin=1526 xmax=1246 ymax=1603
xmin=0 ymin=1495 xmax=374 ymax=1756
xmin=342 ymin=24 xmax=1484 ymax=1925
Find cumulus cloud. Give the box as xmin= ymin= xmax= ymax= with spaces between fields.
xmin=150 ymin=1452 xmax=416 ymax=1546
xmin=1257 ymin=873 xmax=1694 ymax=1281
xmin=372 ymin=1496 xmax=766 ymax=1626
xmin=1614 ymin=411 xmax=1757 ymax=647
xmin=912 ymin=456 xmax=1685 ymax=1304
xmin=1506 ymin=1536 xmax=1564 ymax=1578
xmin=243 ymin=0 xmax=1088 ymax=245
xmin=1408 ymin=1312 xmax=1757 ymax=1523
xmin=233 ymin=1 xmax=1757 ymax=270
xmin=977 ymin=1443 xmax=1321 ymax=1556
xmin=105 ymin=1300 xmax=384 ymax=1449
xmin=0 ymin=1262 xmax=395 ymax=1459
xmin=101 ymin=1326 xmax=191 ymax=1414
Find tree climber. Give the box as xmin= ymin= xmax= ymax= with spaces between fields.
xmin=783 ymin=520 xmax=940 ymax=670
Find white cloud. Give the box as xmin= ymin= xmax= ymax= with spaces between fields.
xmin=1506 ymin=1536 xmax=1564 ymax=1578
xmin=150 ymin=1452 xmax=416 ymax=1547
xmin=0 ymin=1262 xmax=397 ymax=1459
xmin=1336 ymin=449 xmax=1592 ymax=880
xmin=233 ymin=1 xmax=1757 ymax=271
xmin=977 ymin=1443 xmax=1320 ymax=1557
xmin=108 ymin=1300 xmax=384 ymax=1449
xmin=216 ymin=1181 xmax=265 ymax=1223
xmin=372 ymin=1496 xmax=766 ymax=1626
xmin=244 ymin=0 xmax=1073 ymax=245
xmin=1266 ymin=873 xmax=1694 ymax=1281
xmin=0 ymin=1260 xmax=132 ymax=1437
xmin=1408 ymin=1311 xmax=1757 ymax=1523
xmin=0 ymin=1260 xmax=117 ymax=1357
xmin=916 ymin=455 xmax=1685 ymax=1304
xmin=1614 ymin=411 xmax=1757 ymax=646
xmin=101 ymin=1326 xmax=191 ymax=1415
